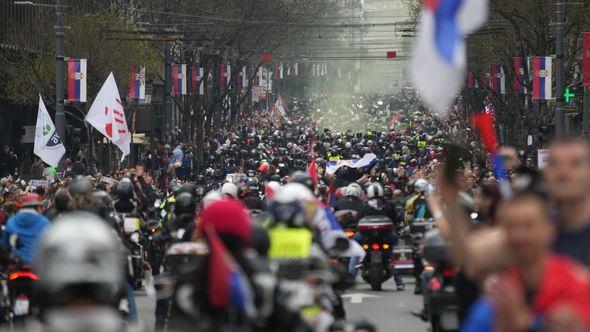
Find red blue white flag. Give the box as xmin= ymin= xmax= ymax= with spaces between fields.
xmin=466 ymin=71 xmax=478 ymax=89
xmin=128 ymin=66 xmax=145 ymax=100
xmin=172 ymin=64 xmax=187 ymax=95
xmin=190 ymin=65 xmax=204 ymax=95
xmin=513 ymin=57 xmax=526 ymax=94
xmin=67 ymin=59 xmax=87 ymax=103
xmin=490 ymin=63 xmax=505 ymax=95
xmin=410 ymin=0 xmax=488 ymax=116
xmin=220 ymin=64 xmax=231 ymax=90
xmin=532 ymin=56 xmax=552 ymax=100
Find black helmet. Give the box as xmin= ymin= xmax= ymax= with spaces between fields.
xmin=116 ymin=179 xmax=133 ymax=200
xmin=174 ymin=192 xmax=196 ymax=216
xmin=290 ymin=171 xmax=314 ymax=191
xmin=69 ymin=176 xmax=93 ymax=197
xmin=178 ymin=183 xmax=197 ymax=198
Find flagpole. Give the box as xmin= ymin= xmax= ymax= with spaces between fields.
xmin=55 ymin=0 xmax=66 ymax=146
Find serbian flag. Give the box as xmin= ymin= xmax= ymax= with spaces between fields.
xmin=67 ymin=59 xmax=87 ymax=102
xmin=172 ymin=64 xmax=187 ymax=95
xmin=532 ymin=56 xmax=552 ymax=100
xmin=238 ymin=67 xmax=248 ymax=89
xmin=490 ymin=63 xmax=505 ymax=95
xmin=128 ymin=66 xmax=145 ymax=100
xmin=220 ymin=64 xmax=231 ymax=90
xmin=513 ymin=57 xmax=527 ymax=94
xmin=190 ymin=65 xmax=204 ymax=95
xmin=472 ymin=113 xmax=511 ymax=198
xmin=583 ymin=33 xmax=590 ymax=88
xmin=205 ymin=224 xmax=256 ymax=316
xmin=410 ymin=0 xmax=488 ymax=116
xmin=307 ymin=156 xmax=318 ymax=190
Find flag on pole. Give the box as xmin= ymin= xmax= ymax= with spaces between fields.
xmin=286 ymin=63 xmax=291 ymax=76
xmin=85 ymin=73 xmax=130 ymax=161
xmin=220 ymin=64 xmax=231 ymax=90
xmin=278 ymin=63 xmax=284 ymax=79
xmin=293 ymin=63 xmax=299 ymax=76
xmin=466 ymin=71 xmax=477 ymax=89
xmin=67 ymin=59 xmax=87 ymax=102
xmin=410 ymin=0 xmax=488 ymax=116
xmin=34 ymin=95 xmax=65 ymax=168
xmin=490 ymin=63 xmax=505 ymax=95
xmin=238 ymin=67 xmax=248 ymax=89
xmin=190 ymin=65 xmax=204 ymax=95
xmin=128 ymin=66 xmax=145 ymax=100
xmin=307 ymin=156 xmax=318 ymax=190
xmin=172 ymin=64 xmax=187 ymax=95
xmin=532 ymin=56 xmax=552 ymax=100
xmin=513 ymin=57 xmax=527 ymax=94
xmin=583 ymin=33 xmax=590 ymax=88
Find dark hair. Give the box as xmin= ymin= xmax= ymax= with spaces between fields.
xmin=549 ymin=136 xmax=590 ymax=159
xmin=496 ymin=190 xmax=550 ymax=222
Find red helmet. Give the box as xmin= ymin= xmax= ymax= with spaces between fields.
xmin=21 ymin=193 xmax=43 ymax=207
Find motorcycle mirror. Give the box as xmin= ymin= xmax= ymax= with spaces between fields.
xmin=176 ymin=228 xmax=186 ymax=240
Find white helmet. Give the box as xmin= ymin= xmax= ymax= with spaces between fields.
xmin=221 ymin=182 xmax=238 ymax=198
xmin=265 ymin=181 xmax=281 ymax=198
xmin=365 ymin=182 xmax=384 ymax=199
xmin=345 ymin=182 xmax=363 ymax=198
xmin=36 ymin=212 xmax=124 ymax=302
xmin=273 ymin=183 xmax=314 ymax=205
xmin=414 ymin=179 xmax=428 ymax=193
xmin=202 ymin=190 xmax=224 ymax=209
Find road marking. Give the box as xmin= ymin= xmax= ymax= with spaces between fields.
xmin=342 ymin=293 xmax=380 ymax=304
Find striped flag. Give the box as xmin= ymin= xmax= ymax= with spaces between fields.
xmin=190 ymin=65 xmax=204 ymax=95
xmin=513 ymin=57 xmax=526 ymax=94
xmin=490 ymin=63 xmax=505 ymax=95
xmin=293 ymin=63 xmax=299 ymax=76
xmin=67 ymin=59 xmax=87 ymax=102
xmin=278 ymin=63 xmax=284 ymax=79
xmin=172 ymin=64 xmax=187 ymax=95
xmin=128 ymin=66 xmax=145 ymax=100
xmin=220 ymin=64 xmax=231 ymax=90
xmin=532 ymin=56 xmax=552 ymax=100
xmin=466 ymin=71 xmax=478 ymax=89
xmin=238 ymin=67 xmax=248 ymax=89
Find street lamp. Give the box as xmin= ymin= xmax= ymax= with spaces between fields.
xmin=14 ymin=0 xmax=67 ymax=145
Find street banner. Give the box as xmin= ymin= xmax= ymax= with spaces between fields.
xmin=67 ymin=59 xmax=87 ymax=102
xmin=532 ymin=56 xmax=552 ymax=100
xmin=293 ymin=63 xmax=299 ymax=76
xmin=410 ymin=0 xmax=488 ymax=116
xmin=273 ymin=63 xmax=278 ymax=80
xmin=513 ymin=57 xmax=527 ymax=94
xmin=466 ymin=71 xmax=478 ymax=89
xmin=238 ymin=66 xmax=248 ymax=89
xmin=34 ymin=95 xmax=65 ymax=168
xmin=583 ymin=33 xmax=590 ymax=87
xmin=279 ymin=63 xmax=284 ymax=79
xmin=286 ymin=62 xmax=291 ymax=76
xmin=128 ymin=66 xmax=145 ymax=100
xmin=190 ymin=65 xmax=204 ymax=95
xmin=220 ymin=64 xmax=231 ymax=90
xmin=490 ymin=63 xmax=505 ymax=94
xmin=85 ymin=73 xmax=130 ymax=161
xmin=172 ymin=64 xmax=187 ymax=95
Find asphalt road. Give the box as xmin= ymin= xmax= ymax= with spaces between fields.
xmin=136 ymin=276 xmax=429 ymax=332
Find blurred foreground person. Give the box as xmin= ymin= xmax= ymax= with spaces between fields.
xmin=462 ymin=192 xmax=590 ymax=332
xmin=18 ymin=212 xmax=141 ymax=332
xmin=545 ymin=137 xmax=590 ymax=266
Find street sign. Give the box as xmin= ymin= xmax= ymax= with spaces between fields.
xmin=538 ymin=149 xmax=550 ymax=169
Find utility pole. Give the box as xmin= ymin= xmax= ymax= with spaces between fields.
xmin=55 ymin=0 xmax=66 ymax=144
xmin=554 ymin=1 xmax=565 ymax=137
xmin=163 ymin=41 xmax=172 ymax=142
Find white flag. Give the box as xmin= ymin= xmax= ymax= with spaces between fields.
xmin=85 ymin=73 xmax=130 ymax=161
xmin=34 ymin=95 xmax=65 ymax=168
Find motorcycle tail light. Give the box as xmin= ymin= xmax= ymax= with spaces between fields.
xmin=371 ymin=243 xmax=380 ymax=251
xmin=428 ymin=278 xmax=442 ymax=291
xmin=363 ymin=244 xmax=369 ymax=250
xmin=382 ymin=244 xmax=390 ymax=250
xmin=9 ymin=271 xmax=40 ymax=281
xmin=442 ymin=268 xmax=457 ymax=278
xmin=345 ymin=230 xmax=355 ymax=238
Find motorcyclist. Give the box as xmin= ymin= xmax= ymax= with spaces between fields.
xmin=333 ymin=183 xmax=364 ymax=230
xmin=404 ymin=179 xmax=431 ymax=224
xmin=114 ymin=178 xmax=136 ymax=214
xmin=25 ymin=212 xmax=139 ymax=332
xmin=1 ymin=193 xmax=51 ymax=265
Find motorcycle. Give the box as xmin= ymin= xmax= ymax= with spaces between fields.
xmin=7 ymin=260 xmax=39 ymax=322
xmin=357 ymin=216 xmax=394 ymax=291
xmin=117 ymin=213 xmax=148 ymax=290
xmin=423 ymin=230 xmax=459 ymax=332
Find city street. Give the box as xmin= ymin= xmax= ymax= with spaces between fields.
xmin=136 ymin=277 xmax=429 ymax=332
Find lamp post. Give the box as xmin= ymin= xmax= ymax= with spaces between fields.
xmin=14 ymin=0 xmax=66 ymax=142
xmin=554 ymin=1 xmax=565 ymax=136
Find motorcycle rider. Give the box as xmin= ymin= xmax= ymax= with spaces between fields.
xmin=114 ymin=178 xmax=136 ymax=214
xmin=1 ymin=193 xmax=51 ymax=265
xmin=23 ymin=212 xmax=140 ymax=332
xmin=404 ymin=179 xmax=431 ymax=224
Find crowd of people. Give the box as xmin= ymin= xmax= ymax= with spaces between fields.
xmin=0 ymin=91 xmax=589 ymax=332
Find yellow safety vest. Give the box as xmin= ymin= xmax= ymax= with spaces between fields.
xmin=268 ymin=227 xmax=313 ymax=260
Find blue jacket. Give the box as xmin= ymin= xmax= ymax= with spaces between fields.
xmin=1 ymin=211 xmax=51 ymax=264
